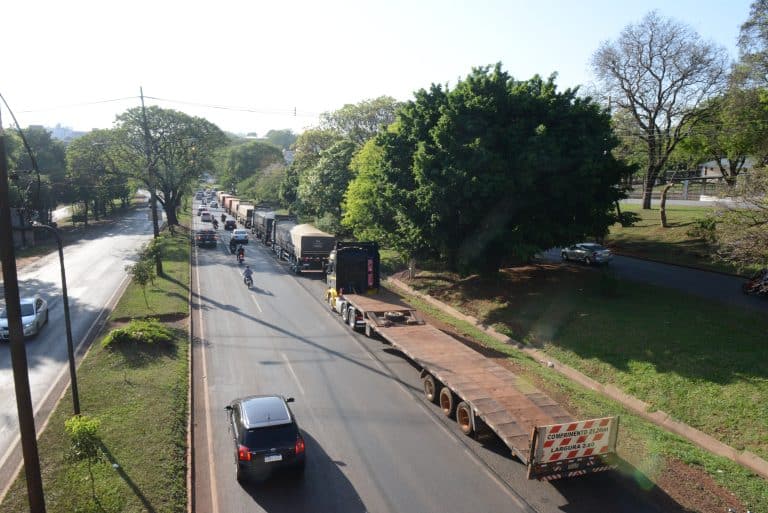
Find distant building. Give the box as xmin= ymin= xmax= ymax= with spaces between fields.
xmin=49 ymin=124 xmax=87 ymax=142
xmin=698 ymin=157 xmax=757 ymax=178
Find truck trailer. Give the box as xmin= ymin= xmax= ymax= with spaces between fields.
xmin=270 ymin=215 xmax=298 ymax=261
xmin=324 ymin=241 xmax=620 ymax=481
xmin=252 ymin=210 xmax=275 ymax=244
xmin=236 ymin=203 xmax=255 ymax=227
xmin=285 ymin=224 xmax=336 ymax=273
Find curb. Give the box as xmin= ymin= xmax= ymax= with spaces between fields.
xmin=386 ymin=276 xmax=768 ymax=481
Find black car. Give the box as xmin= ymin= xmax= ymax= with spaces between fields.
xmin=226 ymin=395 xmax=306 ymax=482
xmin=224 ymin=220 xmax=237 ymax=231
xmin=195 ymin=229 xmax=217 ymax=248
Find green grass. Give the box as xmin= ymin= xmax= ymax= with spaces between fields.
xmin=607 ymin=204 xmax=749 ymax=274
xmin=396 ymin=266 xmax=768 ymax=511
xmin=0 ymin=226 xmax=190 ymax=513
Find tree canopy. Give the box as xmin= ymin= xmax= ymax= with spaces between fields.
xmin=344 ymin=64 xmax=629 ymax=275
xmin=114 ymin=106 xmax=226 ymax=226
xmin=320 ymin=96 xmax=400 ymax=146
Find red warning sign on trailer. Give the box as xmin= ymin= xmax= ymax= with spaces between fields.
xmin=534 ymin=417 xmax=619 ymax=463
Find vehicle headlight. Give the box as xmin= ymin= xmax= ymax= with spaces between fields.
xmin=24 ymin=321 xmax=34 ymax=329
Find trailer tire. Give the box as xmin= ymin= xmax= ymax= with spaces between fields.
xmin=348 ymin=306 xmax=357 ymax=330
xmin=423 ymin=375 xmax=439 ymax=403
xmin=439 ymin=387 xmax=456 ymax=418
xmin=341 ymin=304 xmax=349 ymax=323
xmin=456 ymin=401 xmax=474 ymax=436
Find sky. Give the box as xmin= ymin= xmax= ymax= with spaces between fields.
xmin=0 ymin=0 xmax=754 ymax=137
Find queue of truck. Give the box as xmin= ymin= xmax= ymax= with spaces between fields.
xmin=211 ymin=194 xmax=621 ymax=480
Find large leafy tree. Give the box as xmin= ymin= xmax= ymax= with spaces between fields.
xmin=114 ymin=106 xmax=226 ymax=227
xmin=65 ymin=130 xmax=131 ymax=225
xmin=680 ymin=88 xmax=768 ymax=184
xmin=592 ymin=11 xmax=729 ymax=209
xmin=320 ymin=96 xmax=400 ymax=146
xmin=217 ymin=140 xmax=283 ymax=193
xmin=263 ymin=129 xmax=297 ymax=150
xmin=296 ymin=139 xmax=357 ymax=231
xmin=345 ymin=64 xmax=629 ymax=275
xmin=738 ymin=0 xmax=768 ymax=87
xmin=279 ymin=129 xmax=342 ymax=211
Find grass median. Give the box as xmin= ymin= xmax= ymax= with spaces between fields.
xmin=1 ymin=227 xmax=191 ymax=513
xmin=400 ymin=265 xmax=768 ymax=511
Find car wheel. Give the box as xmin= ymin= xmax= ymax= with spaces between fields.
xmin=45 ymin=310 xmax=49 ymax=325
xmin=585 ymin=256 xmax=592 ymax=266
xmin=561 ymin=252 xmax=568 ymax=261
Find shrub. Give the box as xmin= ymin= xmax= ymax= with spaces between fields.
xmin=64 ymin=415 xmax=103 ymax=463
xmin=101 ymin=318 xmax=174 ymax=349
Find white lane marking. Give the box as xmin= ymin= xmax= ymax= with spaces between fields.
xmin=0 ymin=273 xmax=131 ymax=504
xmin=250 ymin=295 xmax=262 ymax=313
xmin=281 ymin=352 xmax=305 ymax=396
xmin=196 ymin=245 xmax=220 ymax=513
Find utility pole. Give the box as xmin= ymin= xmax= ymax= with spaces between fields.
xmin=0 ymin=108 xmax=47 ymax=512
xmin=140 ymin=87 xmax=162 ymax=275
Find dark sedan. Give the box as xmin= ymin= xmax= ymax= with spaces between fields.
xmin=226 ymin=395 xmax=306 ymax=483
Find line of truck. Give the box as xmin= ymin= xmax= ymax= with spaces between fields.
xmin=213 ymin=193 xmax=621 ymax=480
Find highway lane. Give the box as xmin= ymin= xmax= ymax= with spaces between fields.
xmin=0 ymin=207 xmax=157 ymax=496
xmin=193 ymin=209 xmax=683 ymax=513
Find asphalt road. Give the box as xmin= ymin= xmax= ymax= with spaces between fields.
xmin=192 ymin=206 xmax=686 ymax=513
xmin=0 ymin=206 xmax=157 ymax=497
xmin=539 ymin=248 xmax=768 ymax=313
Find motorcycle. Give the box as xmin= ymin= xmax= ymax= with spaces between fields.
xmin=229 ymin=240 xmax=237 ymax=254
xmin=221 ymin=213 xmax=226 ymax=222
xmin=237 ymin=252 xmax=244 ymax=264
xmin=212 ymin=219 xmax=219 ymax=229
xmin=244 ymin=275 xmax=253 ymax=288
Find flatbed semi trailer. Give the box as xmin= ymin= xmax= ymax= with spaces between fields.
xmin=324 ymin=242 xmax=619 ymax=481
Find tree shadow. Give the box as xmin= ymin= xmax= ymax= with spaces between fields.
xmin=104 ymin=336 xmax=179 ymax=369
xmin=98 ymin=441 xmax=157 ymax=513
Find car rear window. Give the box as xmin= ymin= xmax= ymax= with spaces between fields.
xmin=1 ymin=304 xmax=34 ymax=318
xmin=244 ymin=424 xmax=297 ymax=448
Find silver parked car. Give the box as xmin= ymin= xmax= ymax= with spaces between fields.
xmin=561 ymin=243 xmax=612 ymax=265
xmin=0 ymin=295 xmax=49 ymax=340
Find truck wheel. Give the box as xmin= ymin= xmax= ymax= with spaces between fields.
xmin=348 ymin=307 xmax=357 ymax=330
xmin=439 ymin=387 xmax=456 ymax=418
xmin=423 ymin=375 xmax=439 ymax=403
xmin=456 ymin=401 xmax=474 ymax=436
xmin=341 ymin=305 xmax=349 ymax=323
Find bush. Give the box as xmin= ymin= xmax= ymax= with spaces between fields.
xmin=64 ymin=415 xmax=103 ymax=463
xmin=101 ymin=318 xmax=174 ymax=349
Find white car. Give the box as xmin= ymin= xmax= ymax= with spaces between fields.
xmin=0 ymin=295 xmax=49 ymax=340
xmin=232 ymin=229 xmax=249 ymax=244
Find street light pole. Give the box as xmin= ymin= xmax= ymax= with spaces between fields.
xmin=34 ymin=223 xmax=80 ymax=415
xmin=0 ymin=101 xmax=47 ymax=512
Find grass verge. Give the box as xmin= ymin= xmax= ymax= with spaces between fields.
xmin=396 ymin=267 xmax=768 ymax=511
xmin=0 ymin=227 xmax=190 ymax=513
xmin=607 ymin=204 xmax=750 ymax=275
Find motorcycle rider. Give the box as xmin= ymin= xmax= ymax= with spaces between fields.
xmin=237 ymin=244 xmax=245 ymax=262
xmin=242 ymin=265 xmax=254 ymax=285
xmin=229 ymin=237 xmax=237 ymax=254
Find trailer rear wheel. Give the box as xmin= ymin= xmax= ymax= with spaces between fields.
xmin=456 ymin=401 xmax=474 ymax=436
xmin=423 ymin=375 xmax=439 ymax=403
xmin=348 ymin=306 xmax=358 ymax=330
xmin=439 ymin=387 xmax=456 ymax=418
xmin=341 ymin=305 xmax=349 ymax=323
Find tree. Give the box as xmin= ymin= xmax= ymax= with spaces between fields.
xmin=345 ymin=64 xmax=629 ymax=275
xmin=279 ymin=129 xmax=342 ymax=211
xmin=216 ymin=140 xmax=283 ymax=193
xmin=320 ymin=96 xmax=400 ymax=146
xmin=66 ymin=130 xmax=131 ymax=225
xmin=264 ymin=129 xmax=297 ymax=150
xmin=738 ymin=0 xmax=768 ymax=87
xmin=296 ymin=139 xmax=357 ymax=231
xmin=701 ymin=168 xmax=768 ymax=269
xmin=680 ymin=88 xmax=768 ymax=184
xmin=592 ymin=11 xmax=729 ymax=209
xmin=114 ymin=106 xmax=226 ymax=227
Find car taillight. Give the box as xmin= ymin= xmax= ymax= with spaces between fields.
xmin=295 ymin=436 xmax=305 ymax=454
xmin=238 ymin=445 xmax=252 ymax=461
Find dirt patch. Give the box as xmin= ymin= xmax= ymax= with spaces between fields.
xmin=386 ymin=276 xmax=749 ymax=513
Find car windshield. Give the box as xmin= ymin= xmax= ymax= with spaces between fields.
xmin=581 ymin=244 xmax=606 ymax=251
xmin=243 ymin=424 xmax=296 ymax=448
xmin=0 ymin=304 xmax=34 ymax=318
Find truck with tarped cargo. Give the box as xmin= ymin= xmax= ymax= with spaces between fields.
xmin=285 ymin=224 xmax=336 ymax=274
xmin=270 ymin=215 xmax=298 ymax=260
xmin=323 ymin=241 xmax=620 ymax=480
xmin=236 ymin=203 xmax=255 ymax=227
xmin=252 ymin=210 xmax=275 ymax=244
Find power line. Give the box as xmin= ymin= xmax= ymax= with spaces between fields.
xmin=17 ymin=96 xmax=138 ymax=114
